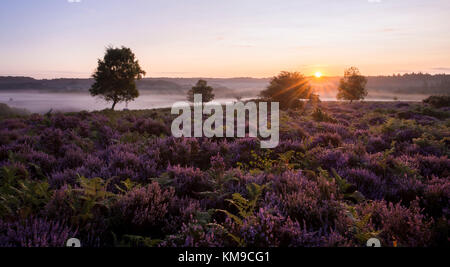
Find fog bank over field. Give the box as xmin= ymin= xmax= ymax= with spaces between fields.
xmin=0 ymin=77 xmax=270 ymax=99
xmin=0 ymin=92 xmax=431 ymax=114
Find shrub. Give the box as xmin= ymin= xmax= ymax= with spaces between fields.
xmin=366 ymin=136 xmax=390 ymax=154
xmin=356 ymin=200 xmax=432 ymax=247
xmin=339 ymin=168 xmax=384 ymax=200
xmin=222 ymin=206 xmax=343 ymax=247
xmin=116 ymin=182 xmax=174 ymax=233
xmin=423 ymin=95 xmax=450 ymax=108
xmin=416 ymin=155 xmax=450 ymax=178
xmin=422 ymin=177 xmax=450 ymax=218
xmin=167 ymin=165 xmax=212 ymax=198
xmin=132 ymin=118 xmax=169 ymax=136
xmin=39 ymin=128 xmax=65 ymax=155
xmin=162 ymin=219 xmax=225 ymax=247
xmin=22 ymin=150 xmax=57 ymax=176
xmin=312 ymin=108 xmax=337 ymax=123
xmin=0 ymin=103 xmax=29 ymax=118
xmin=310 ymin=133 xmax=342 ymax=148
xmin=60 ymin=145 xmax=86 ymax=169
xmin=0 ymin=217 xmax=76 ymax=247
xmin=312 ymin=148 xmax=347 ymax=171
xmin=49 ymin=169 xmax=79 ymax=189
xmin=51 ymin=113 xmax=81 ymax=130
xmin=163 ymin=197 xmax=202 ymax=234
xmin=269 ymin=171 xmax=342 ymax=230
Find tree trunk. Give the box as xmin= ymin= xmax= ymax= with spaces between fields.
xmin=111 ymin=100 xmax=117 ymax=110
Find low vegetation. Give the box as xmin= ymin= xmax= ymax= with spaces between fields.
xmin=0 ymin=100 xmax=448 ymax=247
xmin=423 ymin=95 xmax=450 ymax=108
xmin=0 ymin=103 xmax=29 ymax=118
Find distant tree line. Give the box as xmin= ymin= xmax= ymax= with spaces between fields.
xmin=1 ymin=73 xmax=448 ymax=97
xmin=368 ymin=73 xmax=450 ymax=95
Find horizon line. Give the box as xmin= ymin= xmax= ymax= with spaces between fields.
xmin=2 ymin=73 xmax=450 ymax=81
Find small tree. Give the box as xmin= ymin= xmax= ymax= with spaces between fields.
xmin=187 ymin=80 xmax=215 ymax=102
xmin=90 ymin=46 xmax=146 ymax=110
xmin=260 ymin=71 xmax=312 ymax=110
xmin=337 ymin=67 xmax=368 ymax=103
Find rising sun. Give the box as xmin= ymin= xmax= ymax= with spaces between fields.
xmin=315 ymin=71 xmax=323 ymax=78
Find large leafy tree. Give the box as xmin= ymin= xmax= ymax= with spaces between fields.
xmin=187 ymin=80 xmax=215 ymax=102
xmin=90 ymin=46 xmax=146 ymax=110
xmin=260 ymin=71 xmax=313 ymax=110
xmin=337 ymin=67 xmax=368 ymax=103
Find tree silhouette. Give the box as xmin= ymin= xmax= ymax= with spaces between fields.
xmin=260 ymin=71 xmax=312 ymax=110
xmin=337 ymin=67 xmax=368 ymax=103
xmin=187 ymin=80 xmax=215 ymax=102
xmin=90 ymin=46 xmax=146 ymax=110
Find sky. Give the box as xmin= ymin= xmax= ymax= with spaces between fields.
xmin=0 ymin=0 xmax=449 ymax=79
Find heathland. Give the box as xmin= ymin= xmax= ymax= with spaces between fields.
xmin=0 ymin=100 xmax=448 ymax=247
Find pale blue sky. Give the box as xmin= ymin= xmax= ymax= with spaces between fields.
xmin=1 ymin=0 xmax=449 ymax=78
